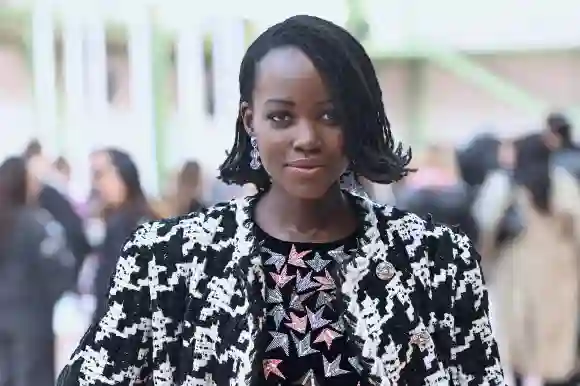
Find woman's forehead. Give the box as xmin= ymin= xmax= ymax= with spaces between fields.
xmin=253 ymin=47 xmax=331 ymax=104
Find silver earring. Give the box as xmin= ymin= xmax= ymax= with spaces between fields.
xmin=249 ymin=136 xmax=261 ymax=170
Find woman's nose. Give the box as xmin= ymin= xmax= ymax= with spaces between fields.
xmin=293 ymin=121 xmax=321 ymax=152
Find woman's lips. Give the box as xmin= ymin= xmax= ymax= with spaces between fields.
xmin=285 ymin=160 xmax=324 ymax=176
xmin=286 ymin=159 xmax=324 ymax=168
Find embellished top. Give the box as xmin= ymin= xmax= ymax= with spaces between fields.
xmin=258 ymin=227 xmax=363 ymax=385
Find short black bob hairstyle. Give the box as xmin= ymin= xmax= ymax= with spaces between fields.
xmin=218 ymin=15 xmax=413 ymax=190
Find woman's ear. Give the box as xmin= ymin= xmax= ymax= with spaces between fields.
xmin=240 ymin=101 xmax=253 ymax=136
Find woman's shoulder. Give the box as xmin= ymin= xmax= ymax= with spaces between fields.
xmin=370 ymin=198 xmax=433 ymax=232
xmin=370 ymin=198 xmax=476 ymax=263
xmin=132 ymin=197 xmax=243 ymax=251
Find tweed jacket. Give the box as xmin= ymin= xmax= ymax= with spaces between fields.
xmin=58 ymin=191 xmax=504 ymax=386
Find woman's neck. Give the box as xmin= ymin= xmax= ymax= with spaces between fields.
xmin=255 ymin=184 xmax=357 ymax=243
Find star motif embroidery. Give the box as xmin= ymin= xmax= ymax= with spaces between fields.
xmin=306 ymin=306 xmax=331 ymax=330
xmin=301 ymin=291 xmax=316 ymax=302
xmin=265 ymin=331 xmax=290 ymax=356
xmin=288 ymin=291 xmax=304 ymax=311
xmin=266 ymin=287 xmax=283 ymax=304
xmin=314 ymin=270 xmax=336 ymax=291
xmin=293 ymin=369 xmax=321 ymax=385
xmin=262 ymin=241 xmax=359 ymax=384
xmin=287 ymin=245 xmax=310 ymax=268
xmin=268 ymin=304 xmax=289 ymax=330
xmin=306 ymin=252 xmax=331 ymax=272
xmin=314 ymin=328 xmax=342 ymax=350
xmin=270 ymin=265 xmax=295 ymax=288
xmin=315 ymin=291 xmax=334 ymax=310
xmin=331 ymin=319 xmax=345 ymax=333
xmin=285 ymin=312 xmax=307 ymax=334
xmin=263 ymin=359 xmax=285 ymax=380
xmin=296 ymin=270 xmax=320 ymax=293
xmin=289 ymin=291 xmax=315 ymax=311
xmin=327 ymin=245 xmax=351 ymax=263
xmin=263 ymin=247 xmax=287 ymax=272
xmin=291 ymin=331 xmax=319 ymax=357
xmin=348 ymin=356 xmax=364 ymax=374
xmin=323 ymin=354 xmax=350 ymax=377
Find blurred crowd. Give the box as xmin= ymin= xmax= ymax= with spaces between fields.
xmin=0 ymin=111 xmax=579 ymax=386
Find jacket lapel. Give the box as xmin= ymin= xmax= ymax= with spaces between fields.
xmin=339 ymin=195 xmax=448 ymax=385
xmin=226 ymin=195 xmax=267 ymax=385
xmin=185 ymin=196 xmax=266 ymax=386
xmin=339 ymin=195 xmax=413 ymax=384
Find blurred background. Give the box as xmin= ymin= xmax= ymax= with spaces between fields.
xmin=0 ymin=0 xmax=579 ymax=385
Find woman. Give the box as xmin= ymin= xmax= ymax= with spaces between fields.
xmin=0 ymin=157 xmax=74 ymax=386
xmin=58 ymin=16 xmax=503 ymax=386
xmin=456 ymin=133 xmax=501 ymax=188
xmin=175 ymin=160 xmax=206 ymax=215
xmin=470 ymin=139 xmax=522 ymax=269
xmin=486 ymin=135 xmax=580 ymax=386
xmin=26 ymin=144 xmax=91 ymax=280
xmin=91 ymin=148 xmax=158 ymax=320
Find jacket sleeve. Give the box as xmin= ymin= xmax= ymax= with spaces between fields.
xmin=39 ymin=185 xmax=92 ymax=269
xmin=442 ymin=228 xmax=505 ymax=385
xmin=57 ymin=223 xmax=155 ymax=386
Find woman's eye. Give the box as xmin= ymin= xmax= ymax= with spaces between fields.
xmin=267 ymin=112 xmax=291 ymax=123
xmin=321 ymin=111 xmax=337 ymax=123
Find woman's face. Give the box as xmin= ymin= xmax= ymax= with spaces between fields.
xmin=180 ymin=167 xmax=202 ymax=199
xmin=95 ymin=155 xmax=127 ymax=207
xmin=242 ymin=46 xmax=348 ymax=200
xmin=543 ymin=130 xmax=562 ymax=150
xmin=497 ymin=141 xmax=515 ymax=169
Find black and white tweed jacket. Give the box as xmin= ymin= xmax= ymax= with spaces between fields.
xmin=58 ymin=191 xmax=504 ymax=386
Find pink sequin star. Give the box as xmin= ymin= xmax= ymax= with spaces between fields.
xmin=287 ymin=245 xmax=310 ymax=268
xmin=270 ymin=265 xmax=295 ymax=288
xmin=263 ymin=359 xmax=285 ymax=380
xmin=314 ymin=270 xmax=336 ymax=291
xmin=285 ymin=312 xmax=307 ymax=334
xmin=314 ymin=328 xmax=342 ymax=350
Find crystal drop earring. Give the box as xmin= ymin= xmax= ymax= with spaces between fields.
xmin=249 ymin=136 xmax=261 ymax=170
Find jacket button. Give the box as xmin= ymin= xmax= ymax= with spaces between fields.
xmin=376 ymin=261 xmax=396 ymax=281
xmin=410 ymin=330 xmax=431 ymax=349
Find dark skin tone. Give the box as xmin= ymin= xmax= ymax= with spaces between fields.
xmin=242 ymin=46 xmax=358 ymax=243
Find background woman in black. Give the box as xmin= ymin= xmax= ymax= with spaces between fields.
xmin=23 ymin=141 xmax=91 ymax=283
xmin=0 ymin=157 xmax=74 ymax=386
xmin=175 ymin=160 xmax=206 ymax=215
xmin=92 ymin=149 xmax=158 ymax=320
